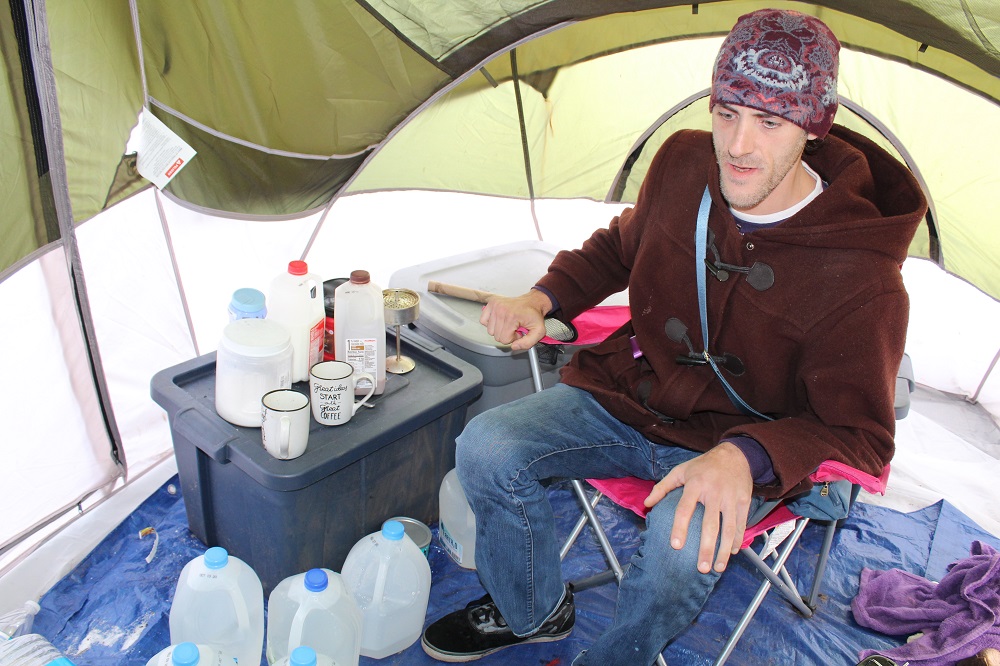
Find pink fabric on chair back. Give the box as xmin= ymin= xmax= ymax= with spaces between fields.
xmin=540 ymin=305 xmax=630 ymax=345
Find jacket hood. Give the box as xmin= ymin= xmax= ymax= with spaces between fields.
xmin=710 ymin=123 xmax=928 ymax=264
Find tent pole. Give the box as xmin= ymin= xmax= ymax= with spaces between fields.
xmin=969 ymin=346 xmax=1000 ymax=405
xmin=22 ymin=0 xmax=127 ymax=475
xmin=510 ymin=50 xmax=543 ymax=241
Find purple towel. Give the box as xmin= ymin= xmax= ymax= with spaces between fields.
xmin=852 ymin=541 xmax=1000 ymax=665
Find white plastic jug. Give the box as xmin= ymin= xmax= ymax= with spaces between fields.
xmin=438 ymin=468 xmax=477 ymax=569
xmin=333 ymin=270 xmax=386 ymax=396
xmin=265 ymin=568 xmax=361 ymax=666
xmin=169 ymin=547 xmax=264 ymax=666
xmin=272 ymin=646 xmax=336 ymax=666
xmin=340 ymin=521 xmax=431 ymax=659
xmin=0 ymin=633 xmax=75 ymax=665
xmin=144 ymin=642 xmax=235 ymax=666
xmin=0 ymin=601 xmax=40 ymax=640
xmin=268 ymin=261 xmax=326 ymax=383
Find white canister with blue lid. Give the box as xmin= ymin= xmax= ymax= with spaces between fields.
xmin=215 ymin=318 xmax=293 ymax=427
xmin=228 ymin=287 xmax=267 ymax=321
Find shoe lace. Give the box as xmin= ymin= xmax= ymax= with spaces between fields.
xmin=470 ymin=602 xmax=509 ymax=631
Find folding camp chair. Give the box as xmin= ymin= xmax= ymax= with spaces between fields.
xmin=527 ymin=346 xmax=911 ymax=666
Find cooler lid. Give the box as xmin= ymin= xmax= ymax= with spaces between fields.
xmin=388 ymin=241 xmax=562 ymax=358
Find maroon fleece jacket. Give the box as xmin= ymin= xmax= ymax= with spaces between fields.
xmin=536 ymin=125 xmax=928 ymax=499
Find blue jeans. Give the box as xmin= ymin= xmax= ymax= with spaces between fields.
xmin=455 ymin=384 xmax=763 ymax=666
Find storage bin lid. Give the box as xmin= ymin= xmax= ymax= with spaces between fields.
xmin=388 ymin=241 xmax=562 ymax=358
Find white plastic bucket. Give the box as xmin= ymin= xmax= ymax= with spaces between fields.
xmin=215 ymin=318 xmax=293 ymax=427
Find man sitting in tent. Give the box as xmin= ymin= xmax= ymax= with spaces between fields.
xmin=421 ymin=9 xmax=928 ymax=665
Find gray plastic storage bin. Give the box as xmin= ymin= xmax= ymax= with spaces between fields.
xmin=388 ymin=241 xmax=576 ymax=422
xmin=150 ymin=327 xmax=482 ymax=593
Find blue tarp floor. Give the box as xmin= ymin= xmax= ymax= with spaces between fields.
xmin=30 ymin=473 xmax=1000 ymax=666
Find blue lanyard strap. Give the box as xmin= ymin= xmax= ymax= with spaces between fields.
xmin=695 ymin=186 xmax=773 ymax=422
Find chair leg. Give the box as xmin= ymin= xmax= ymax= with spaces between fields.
xmin=714 ymin=518 xmax=813 ymax=666
xmin=807 ymin=519 xmax=838 ymax=608
xmin=569 ymin=479 xmax=625 ymax=582
xmin=560 ymin=489 xmax=604 ymax=560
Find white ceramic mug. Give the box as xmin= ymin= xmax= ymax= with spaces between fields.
xmin=309 ymin=360 xmax=375 ymax=426
xmin=260 ymin=389 xmax=310 ymax=459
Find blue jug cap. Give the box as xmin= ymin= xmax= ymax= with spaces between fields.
xmin=171 ymin=642 xmax=200 ymax=666
xmin=382 ymin=520 xmax=404 ymax=541
xmin=49 ymin=660 xmax=77 ymax=666
xmin=290 ymin=646 xmax=318 ymax=666
xmin=204 ymin=547 xmax=229 ymax=570
xmin=304 ymin=568 xmax=328 ymax=592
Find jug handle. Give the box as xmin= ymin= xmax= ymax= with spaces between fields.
xmin=287 ymin=596 xmax=318 ymax=654
xmin=371 ymin=558 xmax=390 ymax=612
xmin=219 ymin=571 xmax=253 ymax=641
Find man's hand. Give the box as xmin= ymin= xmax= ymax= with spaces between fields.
xmin=643 ymin=442 xmax=753 ymax=574
xmin=479 ymin=289 xmax=553 ymax=351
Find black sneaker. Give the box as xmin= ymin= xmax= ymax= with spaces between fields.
xmin=421 ymin=586 xmax=575 ymax=662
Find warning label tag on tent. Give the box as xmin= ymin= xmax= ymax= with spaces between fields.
xmin=134 ymin=111 xmax=197 ymax=189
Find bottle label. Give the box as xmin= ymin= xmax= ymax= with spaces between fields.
xmin=439 ymin=521 xmax=464 ymax=564
xmin=308 ymin=319 xmax=325 ymax=368
xmin=344 ymin=337 xmax=377 ymax=389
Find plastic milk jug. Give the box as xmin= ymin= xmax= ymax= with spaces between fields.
xmin=169 ymin=547 xmax=264 ymax=666
xmin=268 ymin=261 xmax=326 ymax=383
xmin=438 ymin=468 xmax=477 ymax=569
xmin=333 ymin=270 xmax=386 ymax=395
xmin=144 ymin=642 xmax=235 ymax=666
xmin=0 ymin=633 xmax=76 ymax=665
xmin=266 ymin=568 xmax=361 ymax=666
xmin=340 ymin=521 xmax=431 ymax=659
xmin=273 ymin=646 xmax=336 ymax=666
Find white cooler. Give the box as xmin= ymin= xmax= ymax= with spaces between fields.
xmin=388 ymin=241 xmax=580 ymax=422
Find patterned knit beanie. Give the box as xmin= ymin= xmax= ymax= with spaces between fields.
xmin=710 ymin=9 xmax=840 ymax=138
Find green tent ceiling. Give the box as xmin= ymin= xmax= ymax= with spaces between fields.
xmin=2 ymin=0 xmax=999 ymax=295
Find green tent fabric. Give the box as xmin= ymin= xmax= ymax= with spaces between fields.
xmin=3 ymin=0 xmax=998 ymax=293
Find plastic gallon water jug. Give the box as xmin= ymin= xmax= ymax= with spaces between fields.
xmin=273 ymin=646 xmax=336 ymax=666
xmin=269 ymin=261 xmax=326 ymax=383
xmin=340 ymin=520 xmax=431 ymax=659
xmin=144 ymin=642 xmax=235 ymax=666
xmin=169 ymin=547 xmax=264 ymax=666
xmin=438 ymin=468 xmax=477 ymax=569
xmin=0 ymin=633 xmax=75 ymax=665
xmin=266 ymin=568 xmax=361 ymax=666
xmin=215 ymin=318 xmax=293 ymax=427
xmin=228 ymin=288 xmax=267 ymax=321
xmin=0 ymin=601 xmax=40 ymax=640
xmin=333 ymin=271 xmax=386 ymax=396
